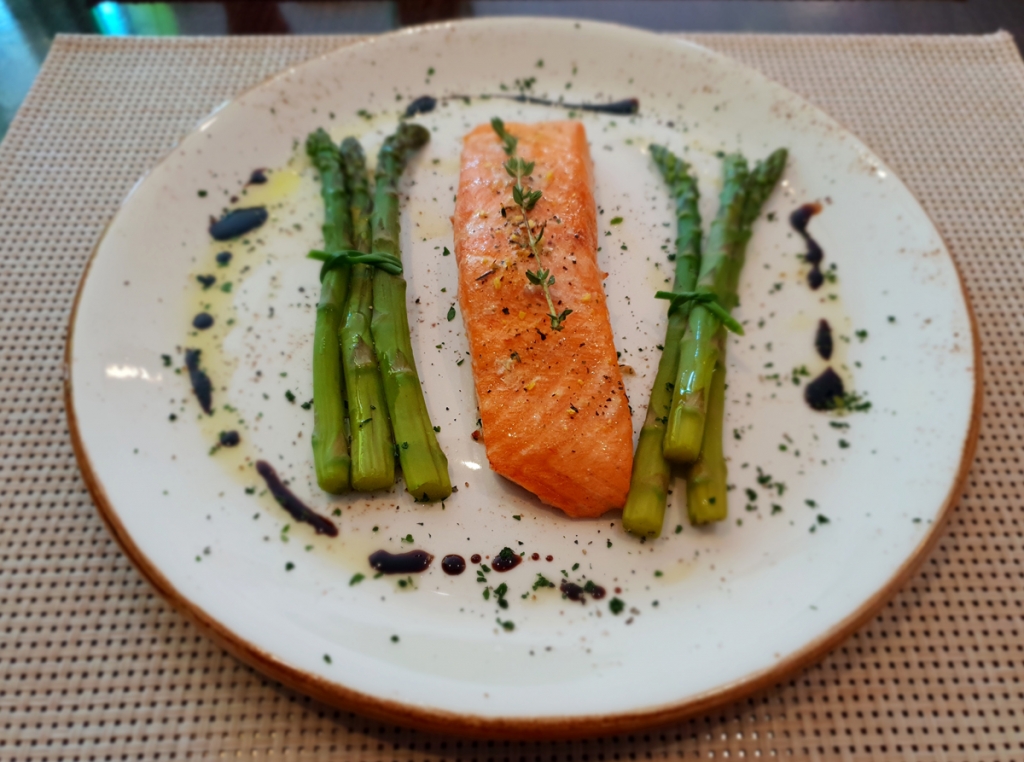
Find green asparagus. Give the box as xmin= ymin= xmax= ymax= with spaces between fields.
xmin=622 ymin=145 xmax=702 ymax=537
xmin=661 ymin=153 xmax=750 ymax=464
xmin=338 ymin=137 xmax=396 ymax=491
xmin=661 ymin=150 xmax=787 ymax=464
xmin=678 ymin=149 xmax=788 ymax=522
xmin=369 ymin=123 xmax=452 ymax=501
xmin=305 ymin=128 xmax=352 ymax=494
xmin=686 ymin=349 xmax=729 ymax=524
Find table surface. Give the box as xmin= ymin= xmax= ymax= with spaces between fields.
xmin=3 ymin=27 xmax=1024 ymax=762
xmin=4 ymin=0 xmax=1024 ymax=139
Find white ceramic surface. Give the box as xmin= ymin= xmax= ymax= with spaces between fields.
xmin=67 ymin=19 xmax=977 ymax=735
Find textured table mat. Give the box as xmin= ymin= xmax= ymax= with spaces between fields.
xmin=2 ymin=30 xmax=1022 ymax=761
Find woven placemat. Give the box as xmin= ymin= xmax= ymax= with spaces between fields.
xmin=2 ymin=30 xmax=1022 ymax=761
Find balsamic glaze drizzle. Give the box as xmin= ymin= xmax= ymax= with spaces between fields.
xmin=255 ymin=460 xmax=338 ymax=537
xmin=790 ymin=202 xmax=824 ymax=289
xmin=404 ymin=95 xmax=437 ymax=117
xmin=804 ymin=368 xmax=845 ymax=411
xmin=209 ymin=207 xmax=268 ymax=241
xmin=184 ymin=349 xmax=213 ymax=415
xmin=432 ymin=93 xmax=639 ymax=115
xmin=559 ymin=579 xmax=607 ymax=602
xmin=441 ymin=554 xmax=466 ymax=575
xmin=219 ymin=430 xmax=240 ymax=447
xmin=815 ymin=319 xmax=833 ymax=361
xmin=491 ymin=548 xmax=522 ymax=572
xmin=369 ymin=549 xmax=434 ymax=574
xmin=502 ymin=94 xmax=639 ymax=114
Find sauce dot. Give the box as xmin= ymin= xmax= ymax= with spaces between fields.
xmin=219 ymin=430 xmax=240 ymax=447
xmin=441 ymin=555 xmax=466 ymax=575
xmin=531 ymin=553 xmax=540 ymax=561
xmin=470 ymin=554 xmax=481 ymax=564
xmin=193 ymin=312 xmax=214 ymax=330
xmin=546 ymin=555 xmax=554 ymax=562
xmin=215 ymin=251 xmax=233 ymax=266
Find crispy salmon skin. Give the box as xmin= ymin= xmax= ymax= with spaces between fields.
xmin=452 ymin=121 xmax=633 ymax=517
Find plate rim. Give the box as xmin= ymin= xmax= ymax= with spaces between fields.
xmin=63 ymin=17 xmax=984 ymax=740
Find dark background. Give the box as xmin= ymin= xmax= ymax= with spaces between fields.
xmin=3 ymin=0 xmax=1024 ymax=138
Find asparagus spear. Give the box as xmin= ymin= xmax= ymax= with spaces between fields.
xmin=338 ymin=137 xmax=396 ymax=491
xmin=661 ymin=153 xmax=750 ymax=464
xmin=686 ymin=350 xmax=729 ymax=524
xmin=661 ymin=150 xmax=787 ymax=463
xmin=622 ymin=145 xmax=702 ymax=537
xmin=680 ymin=150 xmax=788 ymax=523
xmin=305 ymin=128 xmax=352 ymax=494
xmin=369 ymin=123 xmax=452 ymax=501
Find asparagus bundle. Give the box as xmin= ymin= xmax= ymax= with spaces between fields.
xmin=675 ymin=149 xmax=788 ymax=524
xmin=338 ymin=138 xmax=396 ymax=491
xmin=621 ymin=146 xmax=702 ymax=537
xmin=661 ymin=153 xmax=751 ymax=464
xmin=369 ymin=124 xmax=452 ymax=502
xmin=662 ymin=150 xmax=788 ymax=465
xmin=305 ymin=129 xmax=352 ymax=494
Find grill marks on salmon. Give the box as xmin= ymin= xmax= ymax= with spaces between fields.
xmin=452 ymin=121 xmax=633 ymax=517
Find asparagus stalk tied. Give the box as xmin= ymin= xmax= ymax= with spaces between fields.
xmin=338 ymin=137 xmax=396 ymax=491
xmin=661 ymin=153 xmax=750 ymax=464
xmin=678 ymin=149 xmax=788 ymax=523
xmin=305 ymin=128 xmax=352 ymax=494
xmin=369 ymin=123 xmax=452 ymax=501
xmin=622 ymin=145 xmax=702 ymax=537
xmin=661 ymin=150 xmax=787 ymax=464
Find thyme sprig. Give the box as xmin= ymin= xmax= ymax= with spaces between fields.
xmin=491 ymin=117 xmax=571 ymax=331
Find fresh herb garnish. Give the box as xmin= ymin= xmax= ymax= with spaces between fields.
xmin=532 ymin=573 xmax=555 ymax=591
xmin=491 ymin=117 xmax=571 ymax=331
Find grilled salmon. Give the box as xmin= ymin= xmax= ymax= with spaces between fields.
xmin=452 ymin=121 xmax=633 ymax=517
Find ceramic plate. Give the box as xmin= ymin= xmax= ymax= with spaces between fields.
xmin=66 ymin=19 xmax=979 ymax=739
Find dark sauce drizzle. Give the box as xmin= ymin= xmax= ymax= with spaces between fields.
xmin=559 ymin=579 xmax=607 ymax=603
xmin=790 ymin=202 xmax=824 ymax=289
xmin=815 ymin=319 xmax=833 ymax=360
xmin=219 ymin=430 xmax=240 ymax=447
xmin=804 ymin=367 xmax=845 ymax=411
xmin=209 ymin=207 xmax=268 ymax=241
xmin=504 ymin=94 xmax=639 ymax=114
xmin=255 ymin=460 xmax=338 ymax=537
xmin=184 ymin=349 xmax=213 ymax=414
xmin=404 ymin=95 xmax=437 ymax=117
xmin=441 ymin=554 xmax=466 ymax=575
xmin=196 ymin=274 xmax=216 ymax=289
xmin=491 ymin=548 xmax=522 ymax=572
xmin=437 ymin=93 xmax=639 ymax=115
xmin=369 ymin=549 xmax=433 ymax=574
xmin=215 ymin=251 xmax=232 ymax=266
xmin=192 ymin=312 xmax=214 ymax=330
xmin=248 ymin=169 xmax=267 ymax=185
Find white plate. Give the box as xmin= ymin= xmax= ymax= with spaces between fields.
xmin=66 ymin=19 xmax=979 ymax=738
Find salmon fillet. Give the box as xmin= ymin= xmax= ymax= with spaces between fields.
xmin=452 ymin=121 xmax=633 ymax=518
